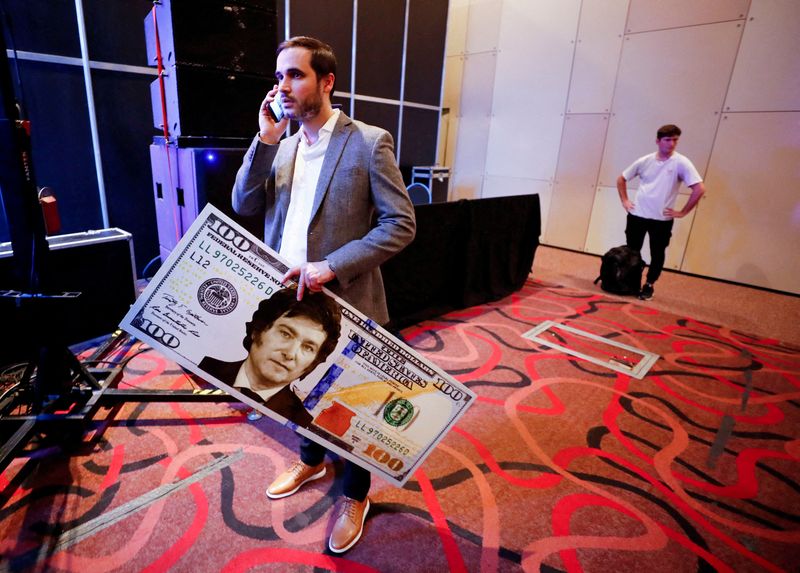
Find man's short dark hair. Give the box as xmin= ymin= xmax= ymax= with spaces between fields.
xmin=657 ymin=124 xmax=682 ymax=139
xmin=277 ymin=36 xmax=337 ymax=92
xmin=244 ymin=287 xmax=342 ymax=378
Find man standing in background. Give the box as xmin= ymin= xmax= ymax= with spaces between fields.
xmin=617 ymin=124 xmax=706 ymax=300
xmin=232 ymin=36 xmax=415 ymax=553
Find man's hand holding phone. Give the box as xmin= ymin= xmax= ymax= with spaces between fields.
xmin=258 ymin=85 xmax=288 ymax=145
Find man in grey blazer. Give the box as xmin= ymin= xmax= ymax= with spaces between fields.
xmin=232 ymin=36 xmax=415 ymax=553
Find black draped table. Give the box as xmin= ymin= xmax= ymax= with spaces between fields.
xmin=381 ymin=194 xmax=540 ymax=329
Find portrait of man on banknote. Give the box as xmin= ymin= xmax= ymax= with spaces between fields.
xmin=198 ymin=286 xmax=342 ymax=427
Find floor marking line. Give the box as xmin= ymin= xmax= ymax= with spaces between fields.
xmin=3 ymin=448 xmax=244 ymax=570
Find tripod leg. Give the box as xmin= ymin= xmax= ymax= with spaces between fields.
xmin=65 ymin=348 xmax=101 ymax=389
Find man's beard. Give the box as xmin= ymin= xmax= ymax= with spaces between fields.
xmin=287 ymin=88 xmax=323 ymax=121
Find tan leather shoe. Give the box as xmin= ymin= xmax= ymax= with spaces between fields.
xmin=266 ymin=461 xmax=326 ymax=499
xmin=328 ymin=496 xmax=370 ymax=553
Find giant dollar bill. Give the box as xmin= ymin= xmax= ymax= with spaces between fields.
xmin=121 ymin=205 xmax=474 ymax=486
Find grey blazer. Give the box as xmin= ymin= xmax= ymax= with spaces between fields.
xmin=232 ymin=112 xmax=416 ymax=324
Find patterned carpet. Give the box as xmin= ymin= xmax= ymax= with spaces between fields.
xmin=1 ymin=277 xmax=798 ymax=572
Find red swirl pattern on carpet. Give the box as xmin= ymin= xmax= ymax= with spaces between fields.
xmin=1 ymin=278 xmax=798 ymax=572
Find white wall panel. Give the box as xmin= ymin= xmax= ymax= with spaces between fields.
xmin=459 ymin=52 xmax=497 ymax=118
xmin=451 ymin=172 xmax=483 ymax=200
xmin=567 ymin=0 xmax=628 ymax=114
xmin=725 ymin=0 xmax=800 ymax=112
xmin=598 ymin=22 xmax=743 ymax=186
xmin=441 ymin=55 xmax=464 ymax=166
xmin=546 ymin=182 xmax=595 ymax=251
xmin=483 ymin=111 xmax=566 ymax=181
xmin=683 ymin=112 xmax=800 ymax=294
xmin=555 ymin=114 xmax=610 ymax=188
xmin=484 ymin=0 xmax=580 ymax=180
xmin=465 ymin=0 xmax=503 ymax=54
xmin=494 ymin=0 xmax=580 ymax=53
xmin=446 ymin=2 xmax=469 ymax=56
xmin=626 ymin=0 xmax=749 ymax=33
xmin=546 ymin=114 xmax=609 ymax=250
xmin=443 ymin=55 xmax=464 ymax=115
xmin=452 ymin=114 xmax=491 ymax=176
xmin=584 ymin=186 xmax=694 ymax=271
xmin=585 ymin=186 xmax=628 ymax=255
xmin=439 ymin=111 xmax=458 ymax=167
xmin=482 ymin=175 xmax=551 ymax=238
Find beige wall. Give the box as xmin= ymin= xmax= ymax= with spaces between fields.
xmin=442 ymin=0 xmax=800 ymax=294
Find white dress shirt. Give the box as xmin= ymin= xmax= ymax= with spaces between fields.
xmin=279 ymin=109 xmax=341 ymax=265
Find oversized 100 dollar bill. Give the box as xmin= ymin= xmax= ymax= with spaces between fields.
xmin=120 ymin=204 xmax=474 ymax=486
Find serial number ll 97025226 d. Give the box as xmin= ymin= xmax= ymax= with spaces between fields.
xmin=353 ymin=420 xmax=410 ymax=457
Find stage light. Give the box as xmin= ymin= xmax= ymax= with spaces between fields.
xmin=205 ymin=152 xmax=217 ymax=163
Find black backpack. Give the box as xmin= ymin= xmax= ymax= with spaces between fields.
xmin=594 ymin=246 xmax=645 ymax=295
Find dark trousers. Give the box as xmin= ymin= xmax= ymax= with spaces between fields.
xmin=300 ymin=436 xmax=371 ymax=501
xmin=625 ymin=214 xmax=674 ymax=284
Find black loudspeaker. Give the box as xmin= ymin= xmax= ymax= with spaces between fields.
xmin=0 ymin=229 xmax=137 ymax=365
xmin=149 ymin=141 xmax=262 ymax=261
xmin=150 ymin=66 xmax=270 ymax=137
xmin=144 ymin=0 xmax=278 ymax=74
xmin=144 ymin=0 xmax=278 ymax=138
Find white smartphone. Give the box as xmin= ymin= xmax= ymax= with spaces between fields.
xmin=268 ymin=97 xmax=284 ymax=122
